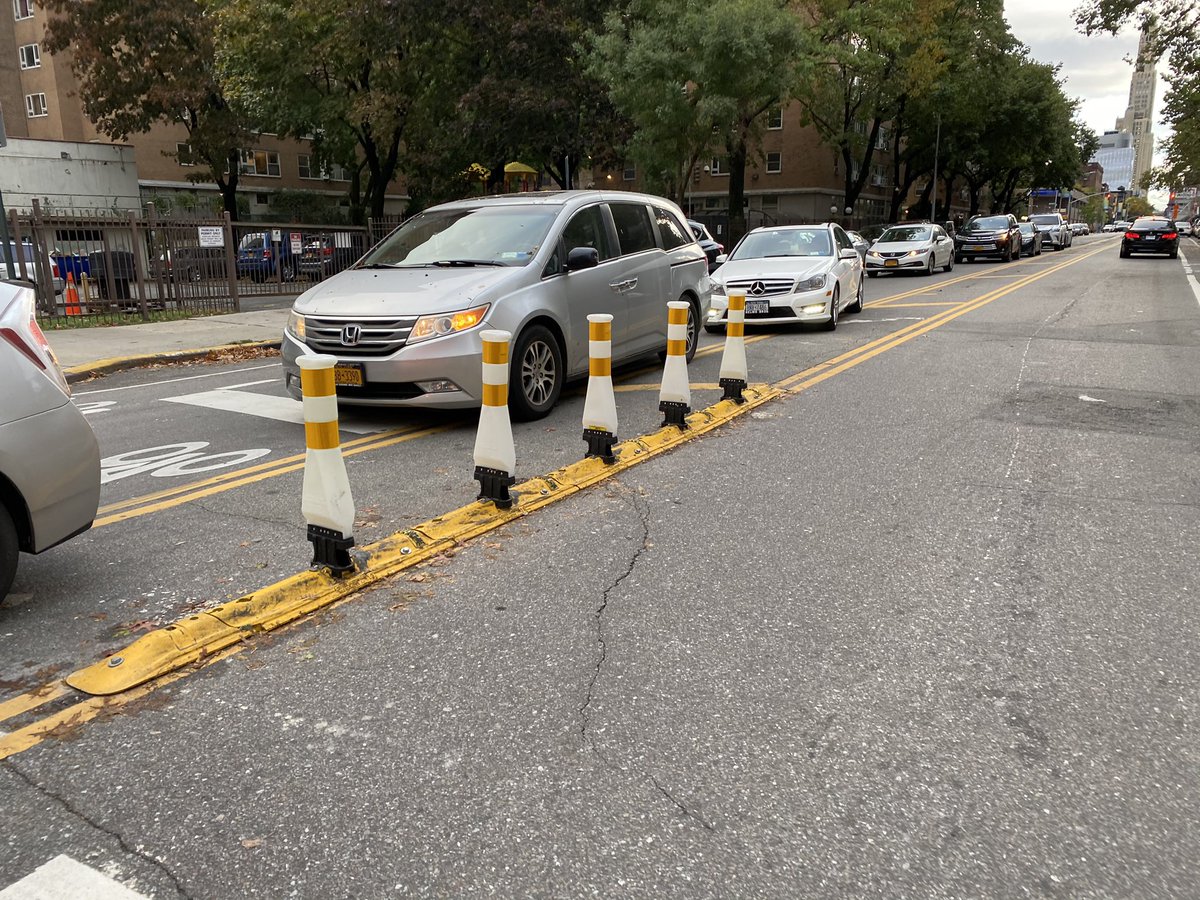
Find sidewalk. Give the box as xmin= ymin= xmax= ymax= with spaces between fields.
xmin=48 ymin=308 xmax=291 ymax=382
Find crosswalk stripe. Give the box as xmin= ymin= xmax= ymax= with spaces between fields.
xmin=0 ymin=855 xmax=148 ymax=899
xmin=162 ymin=388 xmax=382 ymax=434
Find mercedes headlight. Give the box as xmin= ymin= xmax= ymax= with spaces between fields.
xmin=794 ymin=274 xmax=826 ymax=292
xmin=408 ymin=304 xmax=490 ymax=344
xmin=711 ymin=281 xmax=727 ymax=296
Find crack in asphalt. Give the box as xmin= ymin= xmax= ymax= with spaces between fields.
xmin=574 ymin=487 xmax=716 ymax=833
xmin=4 ymin=759 xmax=192 ymax=899
xmin=192 ymin=499 xmax=294 ymax=530
xmin=578 ymin=483 xmax=650 ymax=744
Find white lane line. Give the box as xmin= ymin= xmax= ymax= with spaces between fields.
xmin=73 ymin=362 xmax=280 ymax=396
xmin=1180 ymin=245 xmax=1200 ymax=308
xmin=0 ymin=854 xmax=148 ymax=898
xmin=218 ymin=378 xmax=277 ymax=390
xmin=162 ymin=388 xmax=384 ymax=434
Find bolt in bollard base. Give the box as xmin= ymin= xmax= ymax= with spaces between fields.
xmin=720 ymin=377 xmax=748 ymax=404
xmin=474 ymin=465 xmax=516 ymax=509
xmin=659 ymin=400 xmax=691 ymax=430
xmin=307 ymin=524 xmax=356 ymax=576
xmin=583 ymin=427 xmax=618 ymax=464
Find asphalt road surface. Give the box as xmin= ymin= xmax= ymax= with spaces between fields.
xmin=3 ymin=233 xmax=1199 ymax=897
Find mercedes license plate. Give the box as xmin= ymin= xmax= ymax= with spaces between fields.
xmin=745 ymin=299 xmax=770 ymax=315
xmin=334 ymin=364 xmax=364 ymax=387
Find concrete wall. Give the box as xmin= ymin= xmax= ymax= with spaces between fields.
xmin=0 ymin=136 xmax=140 ymax=211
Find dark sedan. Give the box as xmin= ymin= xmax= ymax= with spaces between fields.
xmin=688 ymin=220 xmax=724 ymax=273
xmin=1017 ymin=221 xmax=1043 ymax=256
xmin=954 ymin=214 xmax=1022 ymax=263
xmin=1120 ymin=217 xmax=1179 ymax=259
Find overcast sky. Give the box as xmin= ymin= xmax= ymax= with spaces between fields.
xmin=1003 ymin=0 xmax=1170 ymax=204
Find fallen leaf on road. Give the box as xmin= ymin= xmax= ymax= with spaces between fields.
xmin=241 ymin=838 xmax=264 ymax=849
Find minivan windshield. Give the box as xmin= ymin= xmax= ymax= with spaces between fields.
xmin=966 ymin=216 xmax=1011 ymax=231
xmin=360 ymin=206 xmax=559 ymax=268
xmin=732 ymin=228 xmax=831 ymax=259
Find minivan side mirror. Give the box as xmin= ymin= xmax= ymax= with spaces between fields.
xmin=566 ymin=247 xmax=600 ymax=271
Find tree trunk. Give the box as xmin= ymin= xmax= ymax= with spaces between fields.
xmin=727 ymin=137 xmax=748 ymax=245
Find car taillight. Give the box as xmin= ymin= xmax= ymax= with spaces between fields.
xmin=1163 ymin=232 xmax=1177 ymax=240
xmin=0 ymin=288 xmax=71 ymax=395
xmin=263 ymin=249 xmax=272 ymax=259
xmin=1125 ymin=232 xmax=1138 ymax=240
xmin=50 ymin=259 xmax=60 ymax=278
xmin=323 ymin=247 xmax=333 ymax=257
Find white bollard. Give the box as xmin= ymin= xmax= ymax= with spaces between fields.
xmin=718 ymin=292 xmax=748 ymax=404
xmin=299 ymin=353 xmax=356 ymax=575
xmin=658 ymin=300 xmax=692 ymax=428
xmin=473 ymin=330 xmax=517 ymax=508
xmin=582 ymin=313 xmax=618 ymax=463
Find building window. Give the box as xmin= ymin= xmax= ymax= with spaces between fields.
xmin=298 ymin=154 xmax=349 ymax=181
xmin=239 ymin=148 xmax=281 ymax=177
xmin=298 ymin=154 xmax=314 ymax=179
xmin=18 ymin=43 xmax=39 ymax=68
xmin=255 ymin=193 xmax=269 ymax=205
xmin=622 ymin=164 xmax=636 ymax=182
xmin=875 ymin=127 xmax=890 ymax=151
xmin=760 ymin=195 xmax=779 ymax=213
xmin=176 ymin=142 xmax=195 ymax=166
xmin=25 ymin=92 xmax=47 ymax=118
xmin=13 ymin=0 xmax=32 ymax=20
xmin=709 ymin=157 xmax=728 ymax=176
xmin=765 ymin=152 xmax=781 ymax=174
xmin=870 ymin=164 xmax=887 ymax=187
xmin=767 ymin=108 xmax=783 ymax=130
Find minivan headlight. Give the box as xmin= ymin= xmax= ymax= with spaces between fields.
xmin=408 ymin=304 xmax=490 ymax=343
xmin=286 ymin=310 xmax=306 ymax=340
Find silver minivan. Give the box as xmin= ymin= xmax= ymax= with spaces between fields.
xmin=0 ymin=280 xmax=101 ymax=600
xmin=281 ymin=191 xmax=711 ymax=420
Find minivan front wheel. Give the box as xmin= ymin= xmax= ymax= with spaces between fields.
xmin=509 ymin=324 xmax=563 ymax=421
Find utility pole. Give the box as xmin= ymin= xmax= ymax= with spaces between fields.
xmin=930 ymin=113 xmax=941 ymax=222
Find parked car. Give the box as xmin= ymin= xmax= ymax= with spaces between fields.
xmin=846 ymin=230 xmax=871 ymax=262
xmin=0 ymin=280 xmax=101 ymax=600
xmin=954 ymin=214 xmax=1023 ymax=262
xmin=3 ymin=241 xmax=64 ymax=295
xmin=706 ymin=223 xmax=864 ymax=332
xmin=156 ymin=245 xmax=228 ymax=283
xmin=1177 ymin=221 xmax=1193 ymax=237
xmin=1017 ymin=221 xmax=1043 ymax=256
xmin=1028 ymin=212 xmax=1071 ymax=251
xmin=687 ymin=220 xmax=724 ymax=273
xmin=1069 ymin=222 xmax=1089 ymax=236
xmin=863 ymin=222 xmax=954 ymax=277
xmin=1120 ymin=217 xmax=1179 ymax=259
xmin=282 ymin=191 xmax=710 ymax=420
xmin=299 ymin=234 xmax=368 ymax=281
xmin=237 ymin=232 xmax=301 ymax=282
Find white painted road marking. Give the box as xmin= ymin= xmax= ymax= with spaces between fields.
xmin=162 ymin=388 xmax=384 ymax=434
xmin=73 ymin=362 xmax=280 ymax=396
xmin=75 ymin=400 xmax=116 ymax=415
xmin=0 ymin=854 xmax=148 ymax=899
xmin=101 ymin=443 xmax=271 ymax=484
xmin=1180 ymin=245 xmax=1200 ymax=308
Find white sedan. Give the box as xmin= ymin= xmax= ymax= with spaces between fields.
xmin=864 ymin=223 xmax=954 ymax=277
xmin=705 ymin=224 xmax=865 ymax=332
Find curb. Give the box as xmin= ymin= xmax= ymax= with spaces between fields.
xmin=66 ymin=385 xmax=782 ymax=696
xmin=63 ymin=340 xmax=282 ymax=384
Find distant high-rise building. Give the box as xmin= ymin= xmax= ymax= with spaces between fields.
xmin=1113 ymin=29 xmax=1157 ymax=196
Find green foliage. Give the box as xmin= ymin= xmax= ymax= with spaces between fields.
xmin=40 ymin=0 xmax=249 ymax=219
xmin=267 ymin=190 xmax=347 ymax=225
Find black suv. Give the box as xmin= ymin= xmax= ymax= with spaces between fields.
xmin=954 ymin=214 xmax=1022 ymax=263
xmin=1120 ymin=217 xmax=1179 ymax=259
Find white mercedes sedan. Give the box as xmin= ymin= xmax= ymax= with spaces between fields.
xmin=705 ymin=223 xmax=865 ymax=333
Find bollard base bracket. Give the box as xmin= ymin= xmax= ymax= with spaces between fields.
xmin=583 ymin=427 xmax=618 ymax=464
xmin=307 ymin=524 xmax=356 ymax=576
xmin=720 ymin=377 xmax=748 ymax=404
xmin=659 ymin=400 xmax=691 ymax=430
xmin=474 ymin=465 xmax=516 ymax=509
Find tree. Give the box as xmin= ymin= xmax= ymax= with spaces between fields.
xmin=212 ymin=0 xmax=443 ymax=222
xmin=1124 ymin=195 xmax=1155 ymax=216
xmin=587 ymin=0 xmax=806 ymax=239
xmin=41 ymin=0 xmax=250 ymax=219
xmin=1075 ymin=0 xmax=1199 ymax=56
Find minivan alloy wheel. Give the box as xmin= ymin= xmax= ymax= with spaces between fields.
xmin=521 ymin=340 xmax=557 ymax=407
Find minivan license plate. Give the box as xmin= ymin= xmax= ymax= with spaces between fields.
xmin=334 ymin=364 xmax=364 ymax=387
xmin=745 ymin=299 xmax=769 ymax=315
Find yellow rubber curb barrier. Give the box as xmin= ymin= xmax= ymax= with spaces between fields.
xmin=66 ymin=385 xmax=782 ymax=696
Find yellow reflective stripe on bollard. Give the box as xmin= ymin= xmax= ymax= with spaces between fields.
xmin=668 ymin=307 xmax=688 ymax=326
xmin=666 ymin=339 xmax=687 ymax=356
xmin=590 ymin=357 xmax=612 ymax=377
xmin=305 ymin=420 xmax=341 ymax=450
xmin=482 ymin=341 xmax=508 ymax=365
xmin=482 ymin=383 xmax=508 ymax=407
xmin=728 ymin=294 xmax=746 ymax=312
xmin=301 ymin=367 xmax=336 ymax=397
xmin=590 ymin=320 xmax=612 ymax=341
xmin=727 ymin=322 xmax=745 ymax=337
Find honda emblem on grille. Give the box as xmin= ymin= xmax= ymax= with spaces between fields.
xmin=749 ymin=281 xmax=767 ymax=295
xmin=340 ymin=324 xmax=362 ymax=346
